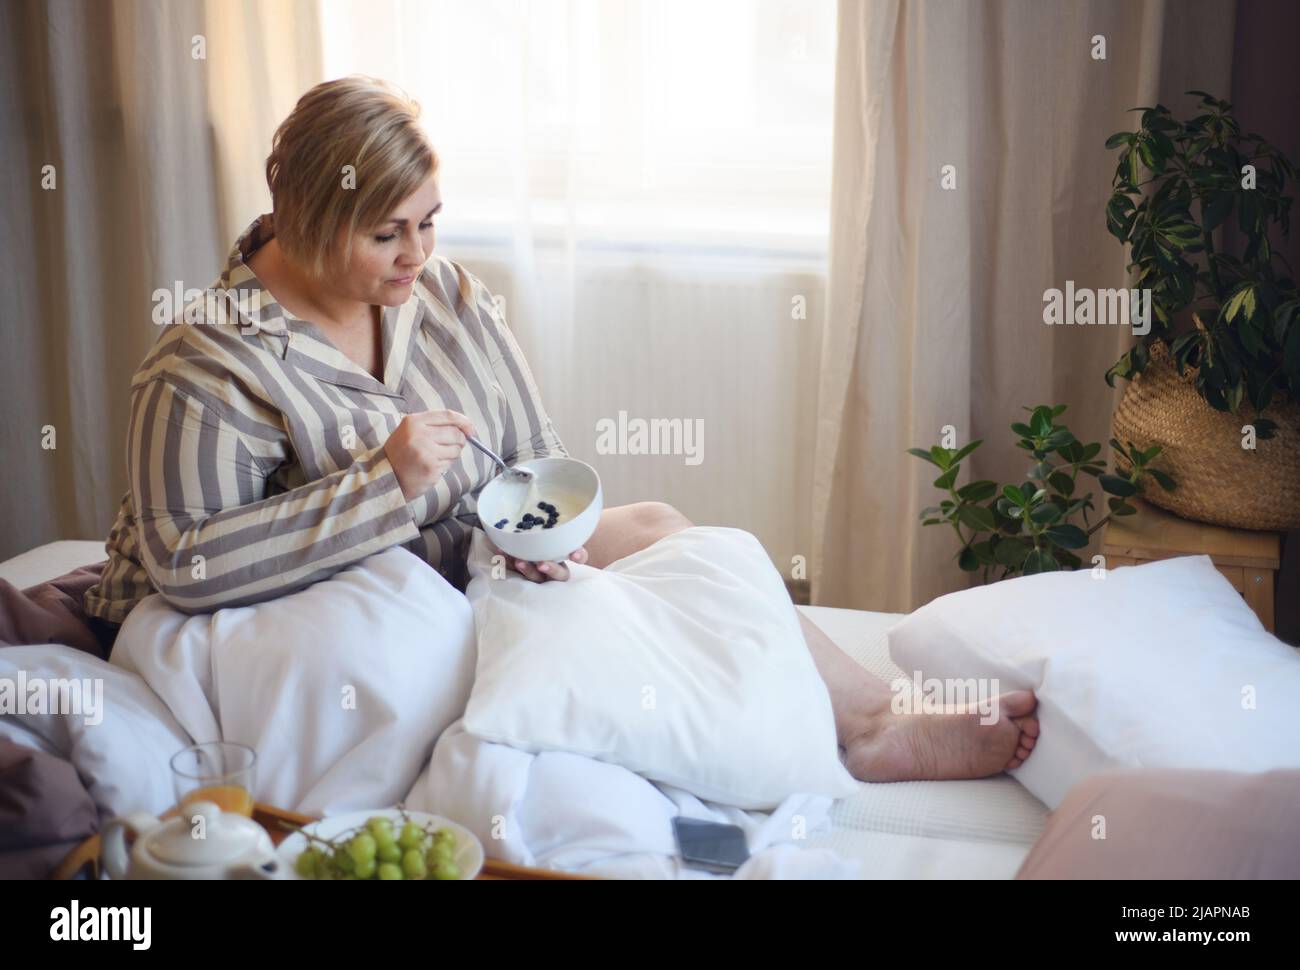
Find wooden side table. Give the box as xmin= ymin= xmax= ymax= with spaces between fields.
xmin=52 ymin=802 xmax=601 ymax=881
xmin=1101 ymin=497 xmax=1283 ymax=633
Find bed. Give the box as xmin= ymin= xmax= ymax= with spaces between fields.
xmin=0 ymin=540 xmax=1049 ymax=879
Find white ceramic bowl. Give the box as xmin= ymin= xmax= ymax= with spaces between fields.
xmin=477 ymin=457 xmax=602 ymax=563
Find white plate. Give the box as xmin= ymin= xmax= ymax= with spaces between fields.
xmin=276 ymin=809 xmax=485 ymax=880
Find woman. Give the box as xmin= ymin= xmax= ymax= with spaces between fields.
xmin=84 ymin=76 xmax=1037 ymax=783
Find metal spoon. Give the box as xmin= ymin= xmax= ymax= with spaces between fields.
xmin=466 ymin=435 xmax=535 ymax=484
xmin=466 ymin=436 xmax=542 ymax=530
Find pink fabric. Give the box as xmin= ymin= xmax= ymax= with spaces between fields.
xmin=0 ymin=561 xmax=113 ymax=658
xmin=0 ymin=564 xmax=111 ymax=878
xmin=0 ymin=739 xmax=100 ymax=879
xmin=1016 ymin=768 xmax=1300 ymax=879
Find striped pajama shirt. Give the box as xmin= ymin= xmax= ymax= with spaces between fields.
xmin=84 ymin=213 xmax=567 ymax=624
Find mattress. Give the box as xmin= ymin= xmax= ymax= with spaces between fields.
xmin=0 ymin=540 xmax=106 ymax=589
xmin=1 ymin=542 xmax=1048 ymax=878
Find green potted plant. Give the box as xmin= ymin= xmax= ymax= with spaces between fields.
xmin=1104 ymin=91 xmax=1300 ymax=530
xmin=908 ymin=405 xmax=1174 ymax=579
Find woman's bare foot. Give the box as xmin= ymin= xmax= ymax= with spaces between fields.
xmin=841 ymin=690 xmax=1040 ymax=783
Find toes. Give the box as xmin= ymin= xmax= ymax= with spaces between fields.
xmin=1016 ymin=745 xmax=1030 ymax=761
xmin=1022 ymin=734 xmax=1036 ymax=749
xmin=1000 ymin=690 xmax=1037 ymax=719
xmin=1005 ymin=757 xmax=1023 ymax=770
xmin=1014 ymin=715 xmax=1040 ymax=738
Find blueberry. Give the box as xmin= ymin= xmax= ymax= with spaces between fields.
xmin=542 ymin=522 xmax=554 ymax=529
xmin=494 ymin=518 xmax=508 ymax=529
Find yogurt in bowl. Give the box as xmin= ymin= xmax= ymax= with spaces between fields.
xmin=476 ymin=457 xmax=603 ymax=564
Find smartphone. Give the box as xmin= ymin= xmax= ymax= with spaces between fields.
xmin=671 ymin=817 xmax=750 ymax=875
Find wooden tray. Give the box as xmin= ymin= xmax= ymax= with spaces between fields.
xmin=53 ymin=802 xmax=601 ymax=881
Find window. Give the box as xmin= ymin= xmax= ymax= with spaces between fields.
xmin=321 ymin=0 xmax=837 ymax=256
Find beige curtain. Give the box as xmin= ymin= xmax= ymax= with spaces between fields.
xmin=813 ymin=0 xmax=1237 ymax=613
xmin=0 ymin=0 xmax=322 ymax=562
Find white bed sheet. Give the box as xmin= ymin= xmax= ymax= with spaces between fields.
xmin=0 ymin=539 xmax=105 ymax=589
xmin=1 ymin=541 xmax=1047 ymax=878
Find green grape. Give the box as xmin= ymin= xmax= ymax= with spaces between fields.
xmin=366 ymin=816 xmax=395 ymax=838
xmin=432 ymin=828 xmax=456 ymax=845
xmin=427 ymin=841 xmax=455 ymax=864
xmin=353 ymin=857 xmax=377 ymax=879
xmin=313 ymin=854 xmax=334 ymax=880
xmin=333 ymin=847 xmax=356 ymax=873
xmin=377 ymin=840 xmax=402 ymax=864
xmin=348 ymin=832 xmax=377 ymax=865
xmin=378 ymin=862 xmax=404 ymax=880
xmin=402 ymin=848 xmax=428 ymax=880
xmin=295 ymin=848 xmax=319 ymax=878
xmin=397 ymin=822 xmax=424 ymax=851
xmin=432 ymin=860 xmax=461 ymax=881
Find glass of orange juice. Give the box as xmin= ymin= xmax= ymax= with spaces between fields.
xmin=171 ymin=741 xmax=256 ymax=817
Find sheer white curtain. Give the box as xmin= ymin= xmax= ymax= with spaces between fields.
xmin=320 ymin=0 xmax=838 ymax=572
xmin=816 ymin=0 xmax=1237 ymax=612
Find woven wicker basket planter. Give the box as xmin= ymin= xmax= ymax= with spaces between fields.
xmin=1111 ymin=341 xmax=1300 ymax=531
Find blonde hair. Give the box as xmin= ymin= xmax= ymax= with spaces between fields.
xmin=265 ymin=75 xmax=437 ymax=278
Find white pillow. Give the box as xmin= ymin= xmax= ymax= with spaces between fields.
xmin=887 ymin=555 xmax=1300 ymax=808
xmin=0 ymin=644 xmax=192 ymax=819
xmin=111 ymin=546 xmax=477 ymax=815
xmin=461 ymin=526 xmax=858 ymax=810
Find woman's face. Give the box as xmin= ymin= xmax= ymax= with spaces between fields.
xmin=330 ymin=173 xmax=442 ymax=306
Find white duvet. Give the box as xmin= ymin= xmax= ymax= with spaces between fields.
xmin=0 ymin=545 xmax=859 ymax=879
xmin=405 ymin=719 xmax=857 ymax=878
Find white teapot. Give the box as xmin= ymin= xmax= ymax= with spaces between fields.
xmin=102 ymin=800 xmax=282 ymax=880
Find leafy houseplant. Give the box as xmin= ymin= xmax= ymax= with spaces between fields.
xmin=909 ymin=405 xmax=1174 ymax=581
xmin=1104 ymin=91 xmax=1298 ymax=437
